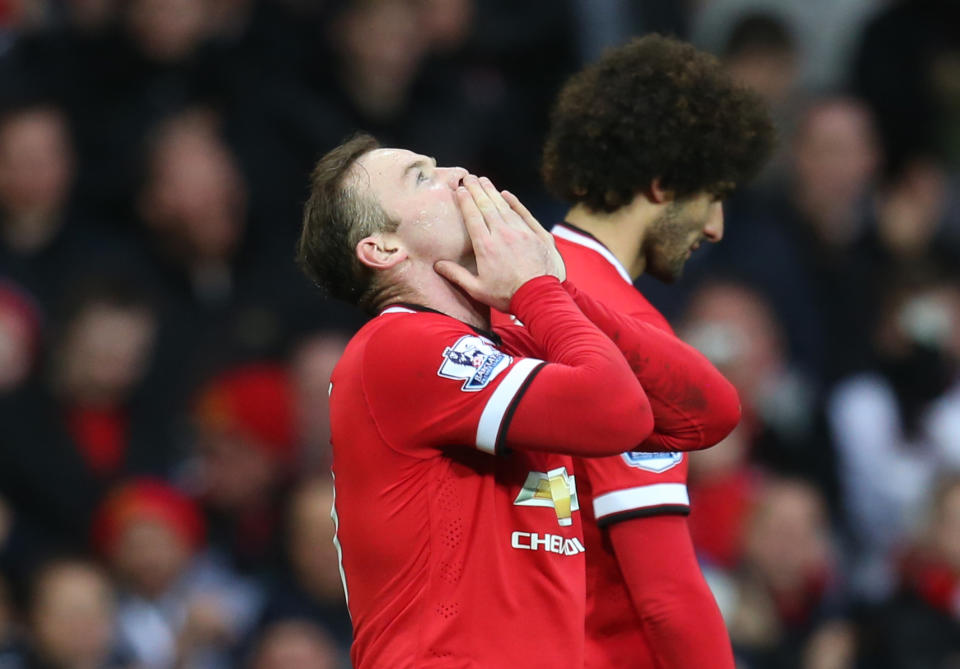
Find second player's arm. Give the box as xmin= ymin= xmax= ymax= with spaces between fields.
xmin=564 ymin=281 xmax=741 ymax=450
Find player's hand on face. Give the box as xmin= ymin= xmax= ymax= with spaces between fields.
xmin=435 ymin=175 xmax=566 ymax=311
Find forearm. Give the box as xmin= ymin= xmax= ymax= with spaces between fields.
xmin=504 ymin=277 xmax=654 ymax=456
xmin=609 ymin=515 xmax=735 ymax=669
xmin=564 ymin=281 xmax=741 ymax=450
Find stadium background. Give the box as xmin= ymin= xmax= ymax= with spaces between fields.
xmin=0 ymin=0 xmax=959 ymax=666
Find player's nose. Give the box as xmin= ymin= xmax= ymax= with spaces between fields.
xmin=703 ymin=202 xmax=724 ymax=242
xmin=442 ymin=166 xmax=468 ymax=189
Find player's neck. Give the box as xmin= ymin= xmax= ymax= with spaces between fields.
xmin=384 ymin=264 xmax=490 ymax=330
xmin=564 ymin=199 xmax=657 ymax=280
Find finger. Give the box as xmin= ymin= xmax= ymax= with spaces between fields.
xmin=501 ymin=190 xmax=549 ymax=237
xmin=434 ymin=260 xmax=484 ymax=298
xmin=456 ymin=185 xmax=492 ymax=239
xmin=478 ymin=176 xmax=516 ymax=222
xmin=463 ymin=174 xmax=505 ymax=229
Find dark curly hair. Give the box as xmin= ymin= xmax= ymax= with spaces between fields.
xmin=543 ymin=34 xmax=776 ymax=212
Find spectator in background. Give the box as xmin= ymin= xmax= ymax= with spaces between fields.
xmin=687 ymin=425 xmax=763 ymax=572
xmin=717 ymin=478 xmax=854 ymax=669
xmin=25 ymin=558 xmax=131 ymax=669
xmin=137 ymin=109 xmax=247 ymax=309
xmin=258 ymin=478 xmax=350 ymax=653
xmin=679 ymin=280 xmax=836 ymax=505
xmin=719 ymin=12 xmax=799 ymax=186
xmin=135 ymin=109 xmax=302 ymax=403
xmin=852 ymin=0 xmax=960 ymax=174
xmin=828 ymin=271 xmax=960 ymax=602
xmin=0 ymin=103 xmax=107 ymax=312
xmin=0 ymin=275 xmax=163 ymax=554
xmin=246 ymin=620 xmax=340 ymax=669
xmin=868 ymin=158 xmax=960 ymax=277
xmin=0 ymin=280 xmax=41 ymax=394
xmin=189 ymin=363 xmax=296 ymax=573
xmin=289 ymin=332 xmax=350 ymax=474
xmin=722 ymin=12 xmax=798 ymax=122
xmin=93 ymin=479 xmax=261 ymax=669
xmin=865 ymin=473 xmax=960 ymax=668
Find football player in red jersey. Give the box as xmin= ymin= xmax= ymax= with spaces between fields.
xmin=541 ymin=35 xmax=775 ymax=668
xmin=295 ymin=135 xmax=728 ymax=668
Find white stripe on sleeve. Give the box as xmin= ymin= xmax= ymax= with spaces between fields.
xmin=475 ymin=358 xmax=543 ymax=454
xmin=593 ymin=482 xmax=690 ymax=519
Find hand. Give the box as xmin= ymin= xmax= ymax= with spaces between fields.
xmin=435 ymin=175 xmax=565 ymax=311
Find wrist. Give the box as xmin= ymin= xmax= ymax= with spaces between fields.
xmin=509 ymin=275 xmax=564 ymax=316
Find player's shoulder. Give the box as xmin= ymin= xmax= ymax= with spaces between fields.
xmin=349 ymin=306 xmax=506 ymax=370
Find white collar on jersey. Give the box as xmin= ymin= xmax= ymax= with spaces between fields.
xmin=552 ymin=224 xmax=633 ymax=286
xmin=379 ymin=305 xmax=417 ymax=315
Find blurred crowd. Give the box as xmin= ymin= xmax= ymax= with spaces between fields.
xmin=0 ymin=0 xmax=958 ymax=667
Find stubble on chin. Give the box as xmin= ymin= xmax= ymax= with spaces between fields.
xmin=644 ymin=203 xmax=688 ymax=283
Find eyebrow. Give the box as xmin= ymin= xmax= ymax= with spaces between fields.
xmin=402 ymin=156 xmax=438 ymax=181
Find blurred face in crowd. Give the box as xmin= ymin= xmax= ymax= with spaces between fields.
xmin=110 ymin=518 xmax=192 ymax=599
xmin=0 ymin=108 xmax=73 ymax=220
xmin=291 ymin=333 xmax=350 ymax=469
xmin=55 ymin=302 xmax=155 ymax=407
xmin=743 ymin=480 xmax=831 ymax=595
xmin=195 ymin=429 xmax=279 ymax=511
xmin=875 ymin=159 xmax=947 ymax=258
xmin=250 ymin=621 xmax=338 ymax=669
xmin=31 ymin=563 xmax=116 ymax=669
xmin=141 ymin=114 xmax=246 ymax=264
xmin=933 ymin=481 xmax=960 ymax=573
xmin=792 ymin=98 xmax=879 ymax=243
xmin=125 ymin=0 xmax=209 ymax=62
xmin=876 ymin=280 xmax=960 ymax=362
xmin=338 ymin=0 xmax=428 ymax=91
xmin=680 ymin=282 xmax=783 ymax=403
xmin=726 ymin=46 xmax=797 ymax=111
xmin=0 ymin=291 xmax=38 ymax=393
xmin=643 ymin=192 xmax=724 ymax=283
xmin=352 ymin=148 xmax=470 ymax=271
xmin=288 ymin=479 xmax=342 ymax=601
xmin=56 ymin=303 xmax=156 ymax=407
xmin=416 ymin=0 xmax=474 ymax=52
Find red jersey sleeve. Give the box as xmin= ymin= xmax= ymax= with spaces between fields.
xmin=608 ymin=516 xmax=735 ymax=669
xmin=362 ymin=277 xmax=654 ymax=459
xmin=563 ymin=280 xmax=741 ymax=451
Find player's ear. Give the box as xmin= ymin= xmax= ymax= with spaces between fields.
xmin=357 ymin=233 xmax=407 ymax=271
xmin=646 ymin=178 xmax=674 ymax=205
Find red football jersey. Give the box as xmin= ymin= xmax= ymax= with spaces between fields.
xmin=329 ymin=277 xmax=654 ymax=668
xmin=552 ymin=222 xmax=690 ymax=668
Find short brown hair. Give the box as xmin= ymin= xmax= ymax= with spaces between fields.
xmin=296 ymin=134 xmax=397 ymax=311
xmin=542 ymin=34 xmax=776 ymax=212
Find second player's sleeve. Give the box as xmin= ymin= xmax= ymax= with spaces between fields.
xmin=563 ymin=281 xmax=742 ymax=451
xmin=608 ymin=515 xmax=736 ymax=669
xmin=578 ymin=453 xmax=690 ymax=526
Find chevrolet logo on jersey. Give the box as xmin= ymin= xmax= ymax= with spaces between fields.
xmin=514 ymin=467 xmax=579 ymax=526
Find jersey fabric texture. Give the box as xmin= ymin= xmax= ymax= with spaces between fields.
xmin=329 ymin=277 xmax=653 ymax=668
